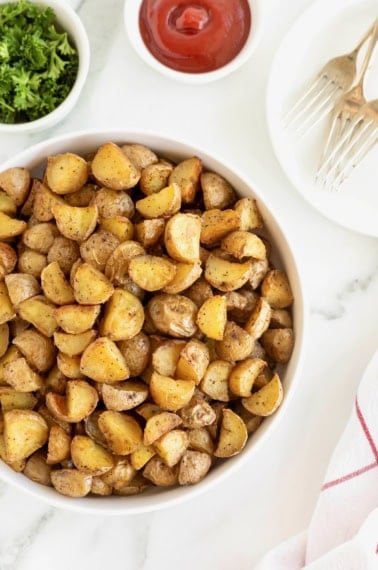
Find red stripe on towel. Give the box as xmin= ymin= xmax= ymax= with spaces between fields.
xmin=322 ymin=461 xmax=377 ymax=491
xmin=355 ymin=397 xmax=378 ymax=463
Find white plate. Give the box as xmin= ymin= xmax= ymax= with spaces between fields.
xmin=267 ymin=0 xmax=378 ymax=237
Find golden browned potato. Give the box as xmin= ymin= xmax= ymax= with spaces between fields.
xmin=51 ymin=468 xmax=92 ymax=497
xmin=47 ymin=425 xmax=71 ymax=464
xmin=80 ymin=337 xmax=130 ymax=383
xmin=0 ymin=167 xmax=30 ymax=206
xmin=12 ymin=328 xmax=56 ymax=372
xmin=52 ymin=202 xmax=98 ymax=242
xmin=200 ymin=360 xmax=232 ymax=402
xmin=136 ymin=183 xmax=181 ymax=219
xmin=71 ymin=435 xmax=114 ymax=475
xmin=215 ymin=321 xmax=254 ymax=361
xmin=260 ymin=328 xmax=294 ymax=364
xmin=23 ymin=452 xmax=51 ymax=486
xmin=0 ymin=243 xmax=17 ymax=281
xmin=98 ymin=411 xmax=143 ymax=455
xmin=101 ymin=289 xmax=144 ymax=341
xmin=242 ymin=373 xmax=283 ymax=416
xmin=104 ymin=240 xmax=145 ymax=285
xmin=130 ymin=444 xmax=156 ymax=470
xmin=169 ymin=156 xmax=202 ymax=203
xmin=22 ymin=223 xmax=59 ymax=255
xmin=100 ymin=380 xmax=149 ymax=412
xmin=129 ymin=255 xmax=176 ymax=292
xmin=235 ymin=198 xmax=263 ymax=230
xmin=45 ymin=153 xmax=89 ymax=195
xmin=152 ymin=340 xmax=186 ymax=377
xmin=46 ymin=380 xmax=98 ymax=423
xmin=32 ymin=180 xmax=63 ymax=222
xmin=5 ymin=273 xmax=40 ymax=307
xmin=79 ymin=230 xmax=120 ymax=272
xmin=185 ymin=278 xmax=213 ymax=308
xmin=143 ymin=456 xmax=178 ymax=486
xmin=0 ymin=389 xmax=37 ymax=414
xmin=0 ymin=212 xmax=27 ymax=240
xmin=91 ymin=477 xmax=112 ymax=496
xmin=0 ymin=281 xmax=15 ymax=325
xmin=214 ymin=409 xmax=248 ymax=458
xmin=244 ymin=297 xmax=272 ymax=340
xmin=57 ymin=352 xmax=82 ymax=379
xmin=196 ymin=295 xmax=227 ymax=340
xmin=178 ymin=450 xmax=212 ymax=486
xmin=135 ymin=218 xmax=165 ymax=248
xmin=164 ymin=213 xmax=201 ymax=263
xmin=18 ymin=295 xmax=57 ymax=337
xmin=201 ymin=171 xmax=236 ymax=210
xmin=200 ymin=209 xmax=240 ymax=245
xmin=150 ymin=372 xmax=195 ymax=412
xmin=0 ymin=346 xmax=21 ymax=384
xmin=261 ymin=269 xmax=294 ymax=309
xmin=64 ymin=184 xmax=97 ymax=207
xmin=187 ymin=428 xmax=214 ymax=454
xmin=0 ymin=323 xmax=9 ymax=358
xmin=3 ymin=357 xmax=43 ymax=391
xmin=229 ymin=357 xmax=267 ymax=397
xmin=47 ymin=236 xmax=80 ymax=275
xmin=41 ymin=262 xmax=75 ymax=306
xmin=3 ymin=409 xmax=48 ymax=461
xmin=44 ymin=365 xmax=67 ymax=395
xmin=121 ymin=143 xmax=158 ymax=170
xmin=73 ymin=262 xmax=114 ymax=305
xmin=0 ymin=190 xmax=16 ymax=216
xmin=162 ymin=262 xmax=202 ymax=295
xmin=53 ymin=329 xmax=96 ymax=357
xmin=143 ymin=411 xmax=182 ymax=445
xmin=117 ymin=332 xmax=150 ymax=377
xmin=101 ymin=456 xmax=136 ymax=490
xmin=270 ymin=309 xmax=293 ymax=329
xmin=176 ymin=339 xmax=210 ymax=384
xmin=154 ymin=429 xmax=188 ymax=467
xmin=140 ymin=162 xmax=173 ymax=195
xmin=205 ymin=254 xmax=251 ymax=292
xmin=91 ymin=142 xmax=140 ymax=190
xmin=221 ymin=231 xmax=266 ymax=261
xmin=92 ymin=187 xmax=135 ymax=219
xmin=17 ymin=247 xmax=47 ymax=278
xmin=147 ymin=294 xmax=197 ymax=338
xmin=54 ymin=304 xmax=101 ymax=335
xmin=99 ymin=217 xmax=134 ymax=242
xmin=179 ymin=396 xmax=216 ymax=429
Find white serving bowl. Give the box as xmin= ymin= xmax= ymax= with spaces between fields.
xmin=0 ymin=129 xmax=307 ymax=514
xmin=124 ymin=0 xmax=264 ymax=84
xmin=0 ymin=0 xmax=90 ymax=134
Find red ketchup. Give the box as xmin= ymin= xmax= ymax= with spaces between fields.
xmin=139 ymin=0 xmax=251 ymax=74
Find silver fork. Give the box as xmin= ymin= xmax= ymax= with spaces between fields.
xmin=283 ymin=20 xmax=376 ymax=135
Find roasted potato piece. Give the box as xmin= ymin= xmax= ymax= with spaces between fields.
xmin=52 ymin=203 xmax=98 ymax=242
xmin=201 ymin=171 xmax=236 ymax=210
xmin=45 ymin=153 xmax=89 ymax=195
xmin=186 ymin=278 xmax=213 ymax=308
xmin=64 ymin=184 xmax=97 ymax=207
xmin=3 ymin=409 xmax=48 ymax=461
xmin=0 ymin=323 xmax=9 ymax=358
xmin=143 ymin=411 xmax=182 ymax=445
xmin=229 ymin=357 xmax=267 ymax=397
xmin=179 ymin=396 xmax=216 ymax=429
xmin=5 ymin=273 xmax=40 ymax=307
xmin=0 ymin=167 xmax=30 ymax=206
xmin=196 ymin=295 xmax=227 ymax=341
xmin=154 ymin=429 xmax=188 ymax=467
xmin=150 ymin=372 xmax=195 ymax=412
xmin=140 ymin=162 xmax=173 ymax=195
xmin=22 ymin=223 xmax=59 ymax=254
xmin=201 ymin=360 xmax=232 ymax=402
xmin=100 ymin=380 xmax=149 ymax=411
xmin=169 ymin=156 xmax=201 ymax=203
xmin=260 ymin=328 xmax=294 ymax=364
xmin=32 ymin=180 xmax=63 ymax=222
xmin=71 ymin=435 xmax=114 ymax=475
xmin=176 ymin=339 xmax=210 ymax=384
xmin=104 ymin=240 xmax=145 ymax=285
xmin=80 ymin=337 xmax=129 ymax=383
xmin=130 ymin=443 xmax=156 ymax=470
xmin=221 ymin=231 xmax=266 ymax=261
xmin=244 ymin=297 xmax=272 ymax=340
xmin=46 ymin=380 xmax=98 ymax=423
xmin=164 ymin=213 xmax=201 ymax=263
xmin=92 ymin=187 xmax=135 ymax=219
xmin=98 ymin=411 xmax=143 ymax=455
xmin=0 ymin=190 xmax=17 ymax=216
xmin=53 ymin=329 xmax=96 ymax=357
xmin=143 ymin=456 xmax=178 ymax=486
xmin=0 ymin=389 xmax=37 ymax=413
xmin=0 ymin=281 xmax=15 ymax=325
xmin=178 ymin=450 xmax=211 ymax=485
xmin=54 ymin=303 xmax=101 ymax=335
xmin=200 ymin=209 xmax=240 ymax=245
xmin=261 ymin=270 xmax=294 ymax=309
xmin=0 ymin=346 xmax=21 ymax=384
xmin=3 ymin=357 xmax=43 ymax=391
xmin=0 ymin=211 xmax=27 ymax=240
xmin=46 ymin=425 xmax=71 ymax=464
xmin=18 ymin=295 xmax=57 ymax=337
xmin=79 ymin=230 xmax=120 ymax=272
xmin=205 ymin=255 xmax=251 ymax=292
xmin=187 ymin=428 xmax=214 ymax=454
xmin=73 ymin=262 xmax=114 ymax=305
xmin=152 ymin=340 xmax=186 ymax=377
xmin=235 ymin=198 xmax=263 ymax=230
xmin=99 ymin=216 xmax=134 ymax=242
xmin=162 ymin=262 xmax=202 ymax=295
xmin=23 ymin=452 xmax=51 ymax=486
xmin=51 ymin=468 xmax=92 ymax=497
xmin=41 ymin=262 xmax=75 ymax=306
xmin=129 ymin=255 xmax=176 ymax=292
xmin=101 ymin=457 xmax=136 ymax=489
xmin=214 ymin=409 xmax=248 ymax=458
xmin=215 ymin=321 xmax=254 ymax=361
xmin=47 ymin=236 xmax=80 ymax=275
xmin=17 ymin=247 xmax=47 ymax=278
xmin=242 ymin=373 xmax=283 ymax=416
xmin=136 ymin=183 xmax=181 ymax=219
xmin=12 ymin=328 xmax=56 ymax=372
xmin=91 ymin=142 xmax=140 ymax=190
xmin=118 ymin=332 xmax=150 ymax=377
xmin=270 ymin=309 xmax=293 ymax=329
xmin=101 ymin=289 xmax=144 ymax=341
xmin=135 ymin=218 xmax=165 ymax=248
xmin=91 ymin=477 xmax=112 ymax=496
xmin=57 ymin=352 xmax=82 ymax=378
xmin=121 ymin=143 xmax=158 ymax=170
xmin=147 ymin=294 xmax=197 ymax=338
xmin=0 ymin=243 xmax=17 ymax=280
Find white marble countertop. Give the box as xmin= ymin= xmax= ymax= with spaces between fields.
xmin=0 ymin=0 xmax=377 ymax=568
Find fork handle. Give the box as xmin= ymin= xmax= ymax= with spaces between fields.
xmin=352 ymin=18 xmax=378 ymax=55
xmin=355 ymin=20 xmax=378 ymax=86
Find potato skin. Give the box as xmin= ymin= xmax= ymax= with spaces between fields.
xmin=147 ymin=294 xmax=197 ymax=338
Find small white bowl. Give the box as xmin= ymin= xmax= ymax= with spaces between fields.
xmin=0 ymin=129 xmax=307 ymax=515
xmin=0 ymin=0 xmax=90 ymax=134
xmin=124 ymin=0 xmax=264 ymax=84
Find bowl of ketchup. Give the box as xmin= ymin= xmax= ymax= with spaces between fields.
xmin=124 ymin=0 xmax=263 ymax=83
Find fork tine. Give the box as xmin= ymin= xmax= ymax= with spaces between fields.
xmin=294 ymin=84 xmax=340 ymax=135
xmin=283 ymin=75 xmax=325 ymax=127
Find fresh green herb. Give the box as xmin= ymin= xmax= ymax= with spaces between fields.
xmin=0 ymin=0 xmax=79 ymax=124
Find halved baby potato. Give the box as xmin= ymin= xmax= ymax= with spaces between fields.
xmin=200 ymin=360 xmax=232 ymax=402
xmin=52 ymin=203 xmax=98 ymax=242
xmin=135 ymin=218 xmax=165 ymax=248
xmin=215 ymin=321 xmax=254 ymax=362
xmin=162 ymin=262 xmax=202 ymax=295
xmin=3 ymin=409 xmax=48 ymax=462
xmin=45 ymin=153 xmax=89 ymax=195
xmin=41 ymin=261 xmax=75 ymax=305
xmin=98 ymin=411 xmax=143 ymax=455
xmin=80 ymin=337 xmax=130 ymax=383
xmin=242 ymin=373 xmax=283 ymax=416
xmin=54 ymin=304 xmax=101 ymax=335
xmin=128 ymin=255 xmax=176 ymax=292
xmin=154 ymin=429 xmax=189 ymax=467
xmin=196 ymin=295 xmax=227 ymax=340
xmin=150 ymin=372 xmax=195 ymax=412
xmin=136 ymin=183 xmax=181 ymax=219
xmin=261 ymin=269 xmax=294 ymax=309
xmin=175 ymin=339 xmax=210 ymax=385
xmin=100 ymin=380 xmax=149 ymax=412
xmin=101 ymin=289 xmax=144 ymax=341
xmin=73 ymin=262 xmax=114 ymax=305
xmin=18 ymin=295 xmax=57 ymax=337
xmin=244 ymin=297 xmax=272 ymax=340
xmin=169 ymin=156 xmax=201 ymax=203
xmin=200 ymin=209 xmax=240 ymax=245
xmin=53 ymin=329 xmax=96 ymax=357
xmin=205 ymin=255 xmax=251 ymax=292
xmin=221 ymin=231 xmax=266 ymax=261
xmin=229 ymin=357 xmax=267 ymax=397
xmin=71 ymin=435 xmax=114 ymax=475
xmin=51 ymin=468 xmax=92 ymax=497
xmin=164 ymin=213 xmax=201 ymax=263
xmin=47 ymin=425 xmax=71 ymax=465
xmin=214 ymin=409 xmax=248 ymax=458
xmin=0 ymin=167 xmax=30 ymax=206
xmin=91 ymin=142 xmax=140 ymax=190
xmin=3 ymin=357 xmax=43 ymax=392
xmin=5 ymin=273 xmax=40 ymax=307
xmin=46 ymin=379 xmax=98 ymax=423
xmin=0 ymin=212 xmax=27 ymax=240
xmin=178 ymin=450 xmax=212 ymax=485
xmin=0 ymin=281 xmax=15 ymax=325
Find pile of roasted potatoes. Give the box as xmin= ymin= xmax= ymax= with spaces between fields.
xmin=0 ymin=141 xmax=294 ymax=498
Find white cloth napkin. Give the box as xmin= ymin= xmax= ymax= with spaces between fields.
xmin=256 ymin=350 xmax=378 ymax=570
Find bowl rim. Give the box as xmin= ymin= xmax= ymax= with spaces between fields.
xmin=0 ymin=128 xmax=308 ymax=514
xmin=123 ymin=0 xmax=264 ymax=84
xmin=0 ymin=0 xmax=90 ymax=134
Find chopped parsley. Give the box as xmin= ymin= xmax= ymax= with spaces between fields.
xmin=0 ymin=0 xmax=79 ymax=124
